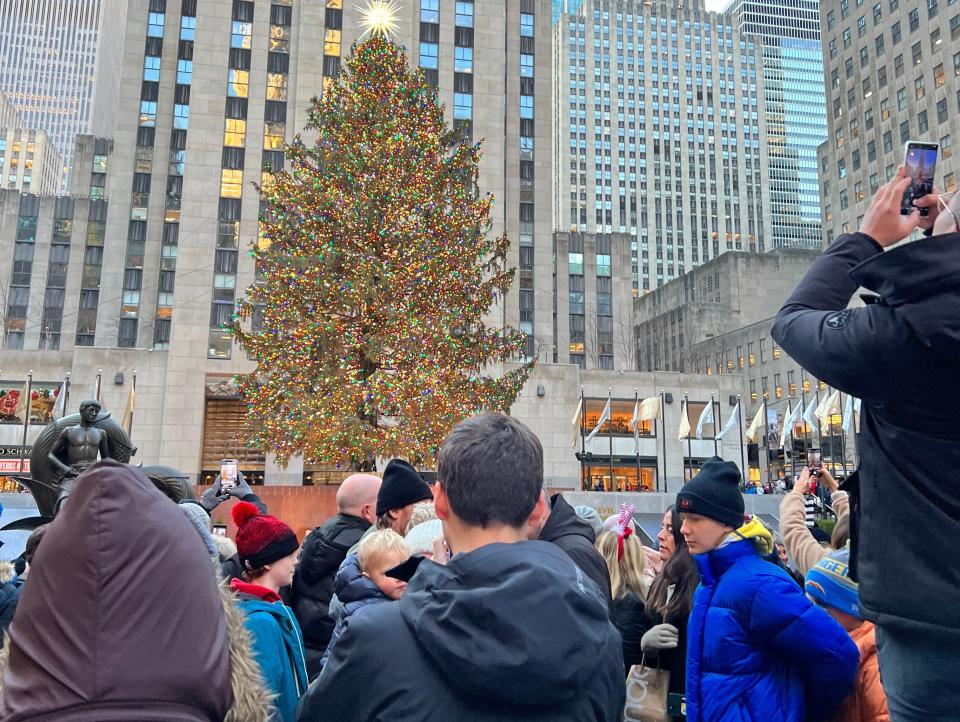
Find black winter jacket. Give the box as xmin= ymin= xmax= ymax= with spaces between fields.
xmin=297 ymin=541 xmax=625 ymax=722
xmin=610 ymin=592 xmax=648 ymax=674
xmin=541 ymin=494 xmax=612 ymax=607
xmin=772 ymin=232 xmax=960 ymax=634
xmin=291 ymin=513 xmax=370 ymax=677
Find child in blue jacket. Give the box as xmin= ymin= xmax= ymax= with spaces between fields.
xmin=230 ymin=501 xmax=308 ymax=722
xmin=676 ymin=457 xmax=859 ymax=722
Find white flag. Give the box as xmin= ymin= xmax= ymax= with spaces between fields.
xmin=122 ymin=383 xmax=136 ymax=433
xmin=677 ymin=400 xmax=691 ymax=440
xmin=13 ymin=381 xmax=29 ymax=422
xmin=853 ymin=397 xmax=862 ymax=432
xmin=715 ymin=402 xmax=740 ymax=441
xmin=801 ymin=396 xmax=819 ymax=433
xmin=570 ymin=397 xmax=583 ymax=448
xmin=695 ymin=401 xmax=714 ymax=440
xmin=815 ymin=389 xmax=841 ymax=426
xmin=585 ymin=397 xmax=611 ymax=443
xmin=637 ymin=396 xmax=661 ymax=421
xmin=630 ymin=399 xmax=641 ymax=454
xmin=745 ymin=405 xmax=765 ymax=442
xmin=779 ymin=401 xmax=803 ymax=450
xmin=51 ymin=381 xmax=67 ymax=420
xmin=842 ymin=394 xmax=859 ymax=433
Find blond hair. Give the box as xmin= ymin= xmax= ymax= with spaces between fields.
xmin=405 ymin=502 xmax=437 ymax=534
xmin=595 ymin=529 xmax=649 ymax=600
xmin=357 ymin=529 xmax=410 ymax=573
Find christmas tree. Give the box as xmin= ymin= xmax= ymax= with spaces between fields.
xmin=232 ymin=32 xmax=533 ymax=470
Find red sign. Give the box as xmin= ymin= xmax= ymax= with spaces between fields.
xmin=0 ymin=459 xmax=29 ymax=474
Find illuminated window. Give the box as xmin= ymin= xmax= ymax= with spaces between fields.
xmin=228 ymin=69 xmax=249 ymax=98
xmin=224 ymin=118 xmax=246 ymax=147
xmin=772 ymin=345 xmax=781 ymax=360
xmin=324 ymin=29 xmax=341 ymax=56
xmin=231 ymin=21 xmax=252 ymax=49
xmin=220 ymin=168 xmax=243 ymax=198
xmin=139 ymin=100 xmax=158 ymax=126
xmin=270 ymin=25 xmax=290 ymax=52
xmin=267 ymin=73 xmax=288 ymax=101
xmin=263 ymin=121 xmax=285 ymax=150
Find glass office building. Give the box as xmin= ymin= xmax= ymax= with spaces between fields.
xmin=725 ymin=0 xmax=827 ymax=248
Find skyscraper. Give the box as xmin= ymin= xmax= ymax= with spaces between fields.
xmin=817 ymin=0 xmax=960 ymax=244
xmin=553 ymin=0 xmax=769 ymax=367
xmin=0 ymin=0 xmax=126 ymax=191
xmin=724 ymin=0 xmax=828 ymax=248
xmin=0 ymin=0 xmax=552 ymax=480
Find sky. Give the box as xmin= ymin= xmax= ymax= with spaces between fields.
xmin=704 ymin=0 xmax=730 ymax=10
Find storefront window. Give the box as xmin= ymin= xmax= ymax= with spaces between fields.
xmin=582 ymin=465 xmax=656 ymax=492
xmin=582 ymin=398 xmax=655 ymax=436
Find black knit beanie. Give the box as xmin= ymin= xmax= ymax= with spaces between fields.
xmin=676 ymin=456 xmax=745 ymax=528
xmin=376 ymin=459 xmax=434 ymax=517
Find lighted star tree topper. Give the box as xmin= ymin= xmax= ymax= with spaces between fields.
xmin=232 ymin=33 xmax=534 ymax=470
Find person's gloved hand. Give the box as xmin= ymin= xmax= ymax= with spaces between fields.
xmin=199 ymin=475 xmax=230 ymax=513
xmin=641 ymin=623 xmax=679 ymax=653
xmin=226 ymin=471 xmax=253 ymax=500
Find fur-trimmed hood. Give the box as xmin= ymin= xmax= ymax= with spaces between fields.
xmin=0 ymin=461 xmax=268 ymax=721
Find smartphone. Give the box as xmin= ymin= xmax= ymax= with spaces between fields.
xmin=901 ymin=141 xmax=938 ymax=216
xmin=219 ymin=458 xmax=239 ymax=491
xmin=807 ymin=449 xmax=822 ymax=477
xmin=212 ymin=524 xmax=227 ymax=537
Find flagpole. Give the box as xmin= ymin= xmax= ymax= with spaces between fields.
xmin=789 ymin=401 xmax=798 ymax=482
xmin=763 ymin=395 xmax=771 ymax=486
xmin=633 ymin=388 xmax=640 ymax=492
xmin=838 ymin=392 xmax=849 ymax=480
xmin=737 ymin=394 xmax=746 ymax=483
xmin=800 ymin=371 xmax=809 ymax=458
xmin=18 ymin=370 xmax=33 ymax=475
xmin=128 ymin=371 xmax=137 ymax=436
xmin=711 ymin=393 xmax=718 ymax=456
xmin=95 ymin=369 xmax=102 ymax=402
xmin=580 ymin=386 xmax=585 ymax=491
xmin=659 ymin=390 xmax=666 ymax=494
xmin=824 ymin=388 xmax=833 ymax=477
xmin=814 ymin=387 xmax=824 ymax=466
xmin=684 ymin=393 xmax=692 ymax=482
xmin=63 ymin=371 xmax=71 ymax=412
xmin=607 ymin=388 xmax=614 ymax=492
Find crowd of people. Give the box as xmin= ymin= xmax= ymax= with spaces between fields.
xmin=0 ymin=169 xmax=954 ymax=721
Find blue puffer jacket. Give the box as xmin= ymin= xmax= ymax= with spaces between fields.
xmin=319 ymin=554 xmax=392 ymax=670
xmin=685 ymin=531 xmax=858 ymax=722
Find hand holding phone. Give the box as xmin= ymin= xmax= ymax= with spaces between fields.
xmin=219 ymin=459 xmax=239 ymax=492
xmin=901 ymin=141 xmax=938 ymax=217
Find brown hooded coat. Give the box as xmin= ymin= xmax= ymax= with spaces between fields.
xmin=0 ymin=461 xmax=268 ymax=721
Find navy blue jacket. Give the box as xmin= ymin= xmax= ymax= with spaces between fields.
xmin=772 ymin=232 xmax=960 ymax=634
xmin=318 ymin=554 xmax=391 ymax=670
xmin=297 ymin=541 xmax=624 ymax=721
xmin=685 ymin=539 xmax=858 ymax=722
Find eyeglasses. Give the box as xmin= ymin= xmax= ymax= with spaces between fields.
xmin=938 ymin=193 xmax=959 ymax=233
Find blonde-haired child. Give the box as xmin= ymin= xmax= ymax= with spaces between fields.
xmin=319 ymin=530 xmax=410 ymax=670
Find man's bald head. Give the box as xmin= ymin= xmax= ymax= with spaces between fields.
xmin=337 ymin=473 xmax=382 ymax=523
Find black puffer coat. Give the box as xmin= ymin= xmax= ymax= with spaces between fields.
xmin=291 ymin=513 xmax=370 ymax=678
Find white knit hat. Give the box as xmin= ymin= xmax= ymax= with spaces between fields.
xmin=405 ymin=519 xmax=443 ymax=557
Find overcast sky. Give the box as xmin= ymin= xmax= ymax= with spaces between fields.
xmin=704 ymin=0 xmax=730 ymax=10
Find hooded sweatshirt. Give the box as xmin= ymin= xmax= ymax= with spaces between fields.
xmin=539 ymin=493 xmax=612 ymax=606
xmin=772 ymin=232 xmax=960 ymax=634
xmin=297 ymin=540 xmax=625 ymax=721
xmin=685 ymin=517 xmax=859 ymax=722
xmin=0 ymin=460 xmax=233 ymax=721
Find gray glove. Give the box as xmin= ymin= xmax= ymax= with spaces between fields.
xmin=641 ymin=623 xmax=679 ymax=653
xmin=226 ymin=470 xmax=253 ymax=500
xmin=199 ymin=475 xmax=230 ymax=513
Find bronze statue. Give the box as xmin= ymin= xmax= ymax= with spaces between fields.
xmin=48 ymin=400 xmax=111 ymax=481
xmin=47 ymin=400 xmax=114 ymax=512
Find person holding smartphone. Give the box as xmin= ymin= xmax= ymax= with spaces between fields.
xmin=772 ymin=165 xmax=960 ymax=721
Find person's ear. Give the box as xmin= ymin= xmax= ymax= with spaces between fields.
xmin=434 ymin=482 xmax=450 ymax=521
xmin=526 ymin=492 xmax=547 ymax=531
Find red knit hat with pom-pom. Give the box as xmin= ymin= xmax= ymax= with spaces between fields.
xmin=231 ymin=501 xmax=298 ymax=569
